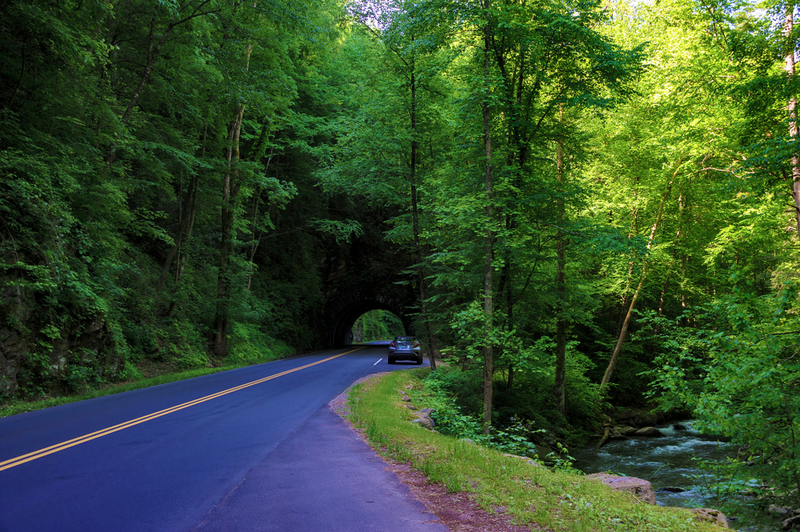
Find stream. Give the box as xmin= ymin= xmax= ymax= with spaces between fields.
xmin=572 ymin=421 xmax=776 ymax=531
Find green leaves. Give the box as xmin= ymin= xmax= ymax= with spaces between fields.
xmin=309 ymin=219 xmax=364 ymax=244
xmin=642 ymin=285 xmax=800 ymax=505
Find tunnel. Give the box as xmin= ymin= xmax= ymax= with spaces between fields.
xmin=327 ymin=292 xmax=414 ymax=347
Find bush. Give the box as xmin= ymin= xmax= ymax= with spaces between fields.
xmin=63 ymin=349 xmax=104 ymax=393
xmin=227 ymin=321 xmax=294 ymax=365
xmin=432 ymin=338 xmax=604 ymax=448
xmin=158 ymin=319 xmax=209 ymax=369
xmin=416 ymin=368 xmax=574 ymax=465
xmin=643 ymin=285 xmax=800 ymax=508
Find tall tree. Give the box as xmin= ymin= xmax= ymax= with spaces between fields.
xmin=554 ymin=110 xmax=567 ymax=417
xmin=422 ymin=0 xmax=642 ymax=427
xmin=784 ymin=4 xmax=800 ymax=236
xmin=321 ymin=0 xmax=451 ymax=367
xmin=480 ymin=0 xmax=495 ymax=434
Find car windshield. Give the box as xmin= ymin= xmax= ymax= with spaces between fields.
xmin=395 ymin=337 xmax=416 ymax=343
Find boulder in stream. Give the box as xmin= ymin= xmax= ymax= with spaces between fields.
xmin=783 ymin=514 xmax=800 ymax=531
xmin=586 ymin=475 xmax=731 ymax=528
xmin=634 ymin=426 xmax=664 ymax=437
xmin=657 ymin=487 xmax=687 ymax=493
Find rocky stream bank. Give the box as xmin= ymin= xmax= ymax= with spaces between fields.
xmin=575 ymin=412 xmax=800 ymax=531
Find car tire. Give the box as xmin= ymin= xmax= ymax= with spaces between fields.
xmin=388 ymin=357 xmax=395 ymax=364
xmin=416 ymin=357 xmax=423 ymax=365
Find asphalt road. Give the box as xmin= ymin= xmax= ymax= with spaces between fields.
xmin=0 ymin=344 xmax=448 ymax=532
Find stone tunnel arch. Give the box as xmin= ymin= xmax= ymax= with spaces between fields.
xmin=326 ymin=288 xmax=415 ymax=347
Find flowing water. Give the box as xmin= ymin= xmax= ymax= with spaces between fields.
xmin=572 ymin=421 xmax=777 ymax=531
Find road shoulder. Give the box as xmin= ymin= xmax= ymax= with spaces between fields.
xmin=192 ymin=381 xmax=448 ymax=532
xmin=330 ymin=373 xmax=534 ymax=532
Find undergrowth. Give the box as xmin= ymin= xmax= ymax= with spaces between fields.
xmin=413 ymin=368 xmax=580 ymax=471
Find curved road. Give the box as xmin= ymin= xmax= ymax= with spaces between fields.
xmin=0 ymin=345 xmax=447 ymax=532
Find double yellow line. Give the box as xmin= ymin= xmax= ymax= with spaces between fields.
xmin=0 ymin=348 xmax=363 ymax=472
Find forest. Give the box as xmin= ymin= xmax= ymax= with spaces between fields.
xmin=1 ymin=0 xmax=799 ymax=516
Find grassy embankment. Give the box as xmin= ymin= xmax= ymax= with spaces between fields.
xmin=348 ymin=369 xmax=729 ymax=532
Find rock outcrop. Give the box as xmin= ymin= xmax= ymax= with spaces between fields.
xmin=783 ymin=514 xmax=800 ymax=530
xmin=0 ymin=283 xmax=120 ymax=397
xmin=398 ymin=388 xmax=436 ymax=431
xmin=586 ymin=473 xmax=656 ymax=505
xmin=595 ymin=409 xmax=670 ymax=451
xmin=689 ymin=508 xmax=729 ymax=529
xmin=411 ymin=408 xmax=436 ymax=431
xmin=587 ymin=473 xmax=730 ymax=528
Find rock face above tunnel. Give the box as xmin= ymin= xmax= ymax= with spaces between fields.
xmin=321 ymin=219 xmax=417 ymax=346
xmin=325 ymin=288 xmax=414 ymax=346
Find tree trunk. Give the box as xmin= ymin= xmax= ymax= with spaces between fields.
xmin=601 ymin=163 xmax=682 ymax=389
xmin=357 ymin=20 xmax=441 ymax=368
xmin=601 ymin=270 xmax=646 ymax=389
xmin=245 ymin=191 xmax=263 ymax=292
xmin=104 ymin=16 xmax=171 ymax=167
xmin=213 ymin=37 xmax=253 ymax=357
xmin=497 ymin=241 xmax=513 ymax=390
xmin=411 ymin=183 xmax=439 ymax=368
xmin=120 ymin=17 xmax=169 ymax=127
xmin=214 ymin=104 xmax=245 ymax=357
xmin=156 ymin=171 xmax=200 ymax=295
xmin=618 ymin=207 xmax=639 ymax=330
xmin=658 ymin=191 xmax=685 ymax=317
xmin=554 ymin=127 xmax=567 ymax=418
xmin=785 ymin=6 xmax=800 ymax=237
xmin=104 ymin=1 xmax=218 ymax=166
xmin=165 ymin=174 xmax=200 ymax=319
xmin=482 ymin=3 xmax=494 ymax=435
xmin=245 ymin=148 xmax=275 ymax=291
xmin=409 ymin=54 xmax=438 ymax=370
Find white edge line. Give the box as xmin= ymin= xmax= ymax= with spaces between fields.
xmin=373 ymin=358 xmax=383 ymax=366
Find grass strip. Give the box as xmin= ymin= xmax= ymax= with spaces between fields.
xmin=0 ymin=358 xmax=277 ymax=418
xmin=347 ymin=369 xmax=729 ymax=532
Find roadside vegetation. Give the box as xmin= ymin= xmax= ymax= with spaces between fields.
xmin=0 ymin=345 xmax=292 ymax=418
xmin=347 ymin=370 xmax=727 ymax=532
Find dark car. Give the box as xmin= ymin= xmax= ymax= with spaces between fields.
xmin=388 ymin=336 xmax=423 ymax=365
